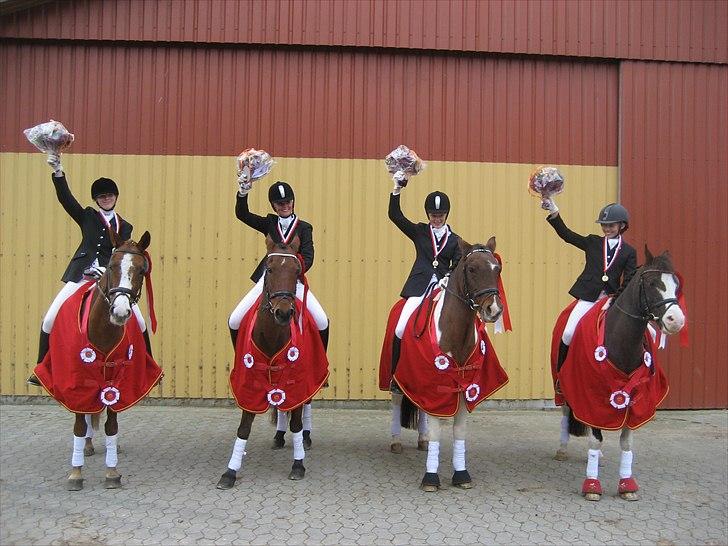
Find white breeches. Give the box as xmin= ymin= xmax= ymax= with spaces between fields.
xmin=561 ymin=299 xmax=598 ymax=345
xmin=43 ymin=281 xmax=146 ymax=333
xmin=395 ymin=295 xmax=424 ymax=338
xmin=228 ymin=276 xmax=328 ymax=331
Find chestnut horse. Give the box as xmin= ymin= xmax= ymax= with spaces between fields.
xmin=554 ymin=247 xmax=685 ymax=501
xmin=395 ymin=237 xmax=509 ymax=491
xmin=218 ymin=237 xmax=326 ymax=488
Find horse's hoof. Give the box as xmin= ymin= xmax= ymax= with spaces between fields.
xmin=66 ymin=478 xmax=83 ymax=491
xmin=26 ymin=374 xmax=41 ymax=387
xmin=554 ymin=449 xmax=568 ymax=461
xmin=417 ymin=440 xmax=428 ymax=451
xmin=390 ymin=442 xmax=403 ymax=454
xmin=272 ymin=432 xmax=285 ymax=450
xmin=104 ymin=476 xmax=122 ymax=489
xmin=420 ymin=472 xmax=440 ymax=492
xmin=303 ymin=430 xmax=312 ymax=451
xmin=216 ymin=469 xmax=237 ymax=490
xmin=618 ymin=477 xmax=639 ymax=500
xmin=288 ymin=460 xmax=305 ymax=480
xmin=585 ymin=492 xmax=601 ymax=501
xmin=84 ymin=445 xmax=95 ymax=457
xmin=452 ymin=470 xmax=472 ymax=489
xmin=582 ymin=477 xmax=602 ymax=501
xmin=620 ymin=491 xmax=639 ymax=501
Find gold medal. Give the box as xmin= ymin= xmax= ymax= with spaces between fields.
xmin=433 ymin=260 xmax=439 ymax=267
xmin=601 ymin=274 xmax=609 ymax=282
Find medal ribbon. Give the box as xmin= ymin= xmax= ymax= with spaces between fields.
xmin=277 ymin=215 xmax=299 ymax=244
xmin=429 ymin=225 xmax=450 ymax=265
xmin=99 ymin=211 xmax=120 ymax=237
xmin=602 ymin=236 xmax=622 ymax=278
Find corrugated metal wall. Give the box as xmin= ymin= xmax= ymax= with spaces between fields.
xmin=2 ymin=0 xmax=726 ymax=64
xmin=620 ymin=61 xmax=728 ymax=408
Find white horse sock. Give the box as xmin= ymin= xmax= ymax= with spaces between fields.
xmin=390 ymin=403 xmax=402 ymax=437
xmin=71 ymin=435 xmax=85 ymax=467
xmin=227 ymin=438 xmax=247 ymax=471
xmin=586 ymin=448 xmax=601 ymax=479
xmin=84 ymin=414 xmax=95 ymax=439
xmin=559 ymin=415 xmax=569 ymax=445
xmin=303 ymin=403 xmax=312 ymax=432
xmin=619 ymin=450 xmax=633 ymax=478
xmin=452 ymin=439 xmax=466 ymax=471
xmin=426 ymin=441 xmax=440 ymax=473
xmin=292 ymin=431 xmax=305 ymax=460
xmin=276 ymin=410 xmax=288 ymax=432
xmin=105 ymin=434 xmax=118 ymax=467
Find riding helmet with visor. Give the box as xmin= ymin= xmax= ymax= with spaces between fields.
xmin=91 ymin=177 xmax=119 ymax=199
xmin=268 ymin=181 xmax=295 ymax=204
xmin=424 ymin=191 xmax=451 ymax=216
xmin=596 ymin=203 xmax=629 ymax=231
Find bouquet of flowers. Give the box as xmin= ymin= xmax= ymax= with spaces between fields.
xmin=528 ymin=166 xmax=565 ymax=209
xmin=236 ymin=148 xmax=274 ymax=192
xmin=385 ymin=145 xmax=425 ymax=187
xmin=23 ymin=120 xmax=74 ymax=154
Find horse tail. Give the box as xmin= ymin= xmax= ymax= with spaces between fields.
xmin=90 ymin=413 xmax=101 ymax=431
xmin=567 ymin=408 xmax=588 ymax=437
xmin=269 ymin=407 xmax=278 ymax=426
xmin=400 ymin=395 xmax=419 ymax=430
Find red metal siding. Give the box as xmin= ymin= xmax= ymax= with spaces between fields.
xmin=1 ymin=42 xmax=618 ymax=165
xmin=620 ymin=61 xmax=728 ymax=409
xmin=2 ymin=0 xmax=726 ymax=64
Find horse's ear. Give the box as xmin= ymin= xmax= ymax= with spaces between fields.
xmin=110 ymin=229 xmax=123 ymax=249
xmin=485 ymin=236 xmax=496 ymax=252
xmin=458 ymin=238 xmax=473 ymax=256
xmin=644 ymin=244 xmax=654 ymax=264
xmin=289 ymin=235 xmax=300 ymax=253
xmin=137 ymin=231 xmax=151 ymax=251
xmin=265 ymin=235 xmax=275 ymax=253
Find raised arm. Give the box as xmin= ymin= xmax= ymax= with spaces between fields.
xmin=51 ymin=172 xmax=85 ymax=226
xmin=546 ymin=212 xmax=589 ymax=251
xmin=235 ymin=193 xmax=269 ymax=234
xmin=388 ymin=193 xmax=418 ymax=240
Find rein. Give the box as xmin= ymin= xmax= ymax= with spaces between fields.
xmin=261 ymin=252 xmax=302 ymax=315
xmin=445 ymin=248 xmax=500 ymax=311
xmin=97 ymin=248 xmax=149 ymax=307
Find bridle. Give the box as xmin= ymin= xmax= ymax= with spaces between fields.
xmin=261 ymin=252 xmax=302 ymax=314
xmin=446 ymin=248 xmax=500 ymax=311
xmin=98 ymin=248 xmax=149 ymax=307
xmin=614 ymin=268 xmax=680 ymax=325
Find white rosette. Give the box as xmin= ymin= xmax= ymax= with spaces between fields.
xmin=127 ymin=344 xmax=134 ymax=360
xmin=434 ymin=355 xmax=450 ymax=370
xmin=243 ymin=353 xmax=255 ymax=369
xmin=236 ymin=148 xmax=274 ymax=192
xmin=643 ymin=352 xmax=652 ymax=368
xmin=594 ymin=346 xmax=607 ymax=362
xmin=267 ymin=388 xmax=286 ymax=406
xmin=385 ymin=145 xmax=425 ymax=187
xmin=100 ymin=386 xmax=121 ymax=406
xmin=287 ymin=347 xmax=300 ymax=362
xmin=23 ymin=119 xmax=74 ymax=154
xmin=465 ymin=383 xmax=481 ymax=402
xmin=480 ymin=339 xmax=487 ymax=355
xmin=80 ymin=347 xmax=97 ymax=364
xmin=609 ymin=390 xmax=630 ymax=410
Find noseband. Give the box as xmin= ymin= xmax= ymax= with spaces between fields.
xmin=99 ymin=248 xmax=149 ymax=307
xmin=447 ymin=248 xmax=500 ymax=311
xmin=615 ymin=268 xmax=680 ymax=325
xmin=262 ymin=252 xmax=302 ymax=313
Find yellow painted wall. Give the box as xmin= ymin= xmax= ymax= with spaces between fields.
xmin=0 ymin=153 xmax=617 ymax=400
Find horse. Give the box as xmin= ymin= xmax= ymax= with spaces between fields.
xmin=33 ymin=231 xmax=161 ymax=491
xmin=552 ymin=247 xmax=686 ymax=501
xmin=218 ymin=236 xmax=328 ymax=489
xmin=393 ymin=237 xmax=509 ymax=491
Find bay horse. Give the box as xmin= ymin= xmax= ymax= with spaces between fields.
xmin=554 ymin=247 xmax=685 ymax=501
xmin=34 ymin=231 xmax=160 ymax=491
xmin=395 ymin=237 xmax=509 ymax=491
xmin=218 ymin=236 xmax=328 ymax=489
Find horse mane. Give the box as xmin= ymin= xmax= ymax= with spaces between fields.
xmin=612 ymin=251 xmax=673 ymax=301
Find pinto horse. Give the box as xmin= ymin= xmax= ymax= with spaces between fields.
xmin=394 ymin=237 xmax=510 ymax=491
xmin=34 ymin=232 xmax=161 ymax=490
xmin=218 ymin=236 xmax=328 ymax=489
xmin=552 ymin=247 xmax=686 ymax=501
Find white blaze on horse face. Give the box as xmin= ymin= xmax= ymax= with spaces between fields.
xmin=658 ymin=273 xmax=685 ymax=334
xmin=110 ymin=254 xmax=134 ymax=325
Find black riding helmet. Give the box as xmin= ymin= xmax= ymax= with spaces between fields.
xmin=91 ymin=177 xmax=119 ymax=199
xmin=268 ymin=181 xmax=295 ymax=204
xmin=424 ymin=191 xmax=451 ymax=216
xmin=596 ymin=203 xmax=629 ymax=232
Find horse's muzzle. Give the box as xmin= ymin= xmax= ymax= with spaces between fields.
xmin=478 ymin=297 xmax=502 ymax=323
xmin=660 ymin=305 xmax=685 ymax=335
xmin=273 ymin=307 xmax=294 ymax=325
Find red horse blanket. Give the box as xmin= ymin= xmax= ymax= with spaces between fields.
xmin=378 ymin=299 xmax=406 ymax=391
xmin=552 ymin=298 xmax=669 ymax=430
xmin=34 ymin=281 xmax=163 ymax=413
xmin=390 ymin=290 xmax=509 ymax=417
xmin=230 ymin=297 xmax=329 ymax=413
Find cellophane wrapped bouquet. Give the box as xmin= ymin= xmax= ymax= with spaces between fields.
xmin=23 ymin=120 xmax=74 ymax=154
xmin=385 ymin=145 xmax=425 ymax=187
xmin=528 ymin=166 xmax=565 ymax=209
xmin=237 ymin=148 xmax=274 ymax=191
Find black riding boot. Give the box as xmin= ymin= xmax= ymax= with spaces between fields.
xmin=319 ymin=325 xmax=329 ymax=352
xmin=143 ymin=329 xmax=153 ymax=357
xmin=27 ymin=330 xmax=50 ymax=386
xmin=557 ymin=341 xmax=569 ymax=372
xmin=390 ymin=336 xmax=403 ymax=394
xmin=229 ymin=328 xmax=238 ymax=350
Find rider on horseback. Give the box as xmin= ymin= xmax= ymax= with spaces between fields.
xmin=28 ymin=152 xmax=152 ymax=386
xmin=229 ymin=180 xmax=329 ymax=448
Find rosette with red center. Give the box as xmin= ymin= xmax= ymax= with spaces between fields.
xmin=609 ymin=390 xmax=631 ymax=410
xmin=80 ymin=347 xmax=97 ymax=364
xmin=243 ymin=353 xmax=255 ymax=369
xmin=465 ymin=383 xmax=481 ymax=402
xmin=287 ymin=347 xmax=300 ymax=362
xmin=100 ymin=386 xmax=120 ymax=406
xmin=267 ymin=388 xmax=286 ymax=406
xmin=594 ymin=345 xmax=607 ymax=362
xmin=23 ymin=120 xmax=74 ymax=154
xmin=385 ymin=145 xmax=425 ymax=187
xmin=434 ymin=355 xmax=450 ymax=370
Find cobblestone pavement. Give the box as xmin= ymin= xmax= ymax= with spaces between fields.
xmin=1 ymin=404 xmax=726 ymax=545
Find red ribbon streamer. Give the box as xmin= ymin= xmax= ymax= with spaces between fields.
xmin=494 ymin=253 xmax=512 ymax=331
xmin=143 ymin=250 xmax=157 ymax=334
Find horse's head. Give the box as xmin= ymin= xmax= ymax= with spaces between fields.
xmin=634 ymin=246 xmax=685 ymax=335
xmin=263 ymin=235 xmax=302 ymax=326
xmin=452 ymin=236 xmax=503 ymax=323
xmin=102 ymin=231 xmax=151 ymax=326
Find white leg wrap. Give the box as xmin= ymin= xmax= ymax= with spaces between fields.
xmin=586 ymin=448 xmax=600 ymax=479
xmin=85 ymin=414 xmax=95 ymax=439
xmin=71 ymin=435 xmax=85 ymax=467
xmin=292 ymin=431 xmax=305 ymax=460
xmin=390 ymin=398 xmax=402 ymax=437
xmin=417 ymin=410 xmax=428 ymax=435
xmin=276 ymin=410 xmax=288 ymax=432
xmin=452 ymin=439 xmax=466 ymax=471
xmin=105 ymin=434 xmax=118 ymax=468
xmin=560 ymin=415 xmax=569 ymax=445
xmin=302 ymin=403 xmax=312 ymax=432
xmin=426 ymin=441 xmax=440 ymax=473
xmin=619 ymin=450 xmax=634 ymax=479
xmin=227 ymin=438 xmax=247 ymax=471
